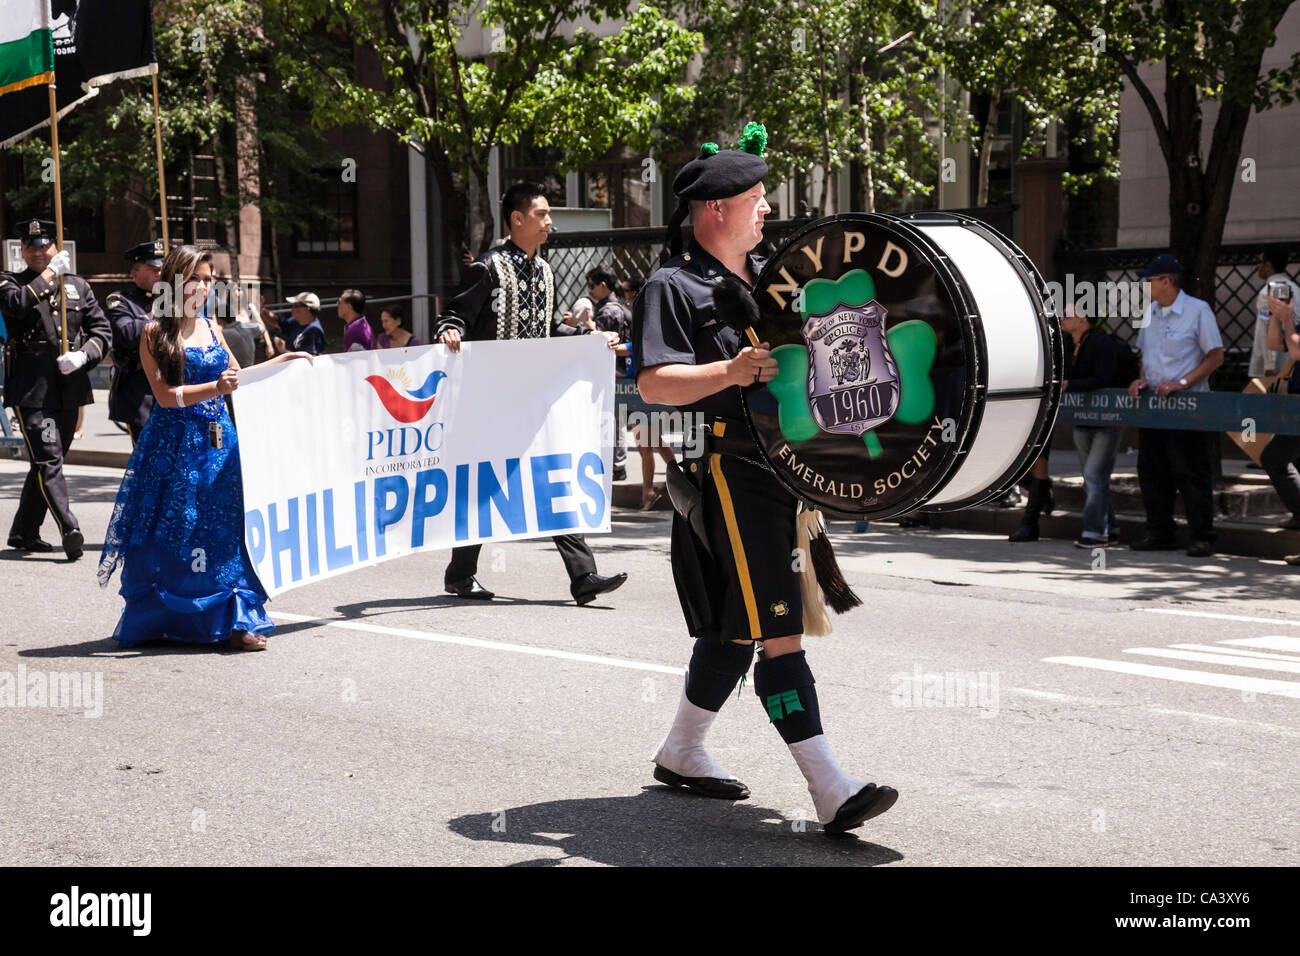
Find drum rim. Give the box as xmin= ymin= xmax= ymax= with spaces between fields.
xmin=743 ymin=211 xmax=986 ymax=518
xmin=899 ymin=212 xmax=1064 ymax=512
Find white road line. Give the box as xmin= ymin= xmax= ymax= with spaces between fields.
xmin=271 ymin=612 xmax=686 ymax=676
xmin=1042 ymin=656 xmax=1300 ymax=699
xmin=1012 ymin=687 xmax=1300 ymax=736
xmin=1144 ymin=707 xmax=1300 ymax=738
xmin=1169 ymin=643 xmax=1300 ymax=663
xmin=1123 ymin=647 xmax=1300 ymax=675
xmin=1221 ymin=636 xmax=1300 ymax=653
xmin=1139 ymin=608 xmax=1300 ymax=627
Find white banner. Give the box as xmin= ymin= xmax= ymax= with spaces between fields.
xmin=232 ymin=337 xmax=614 ymax=596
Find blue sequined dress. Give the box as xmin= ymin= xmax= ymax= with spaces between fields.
xmin=97 ymin=319 xmax=273 ymax=645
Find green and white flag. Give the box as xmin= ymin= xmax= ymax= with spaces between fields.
xmin=0 ymin=0 xmax=54 ymax=99
xmin=0 ymin=2 xmax=157 ymax=149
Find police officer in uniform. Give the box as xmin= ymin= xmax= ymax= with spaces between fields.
xmin=105 ymin=239 xmax=164 ymax=445
xmin=632 ymin=126 xmax=898 ymax=835
xmin=0 ymin=219 xmax=110 ymax=559
xmin=435 ymin=181 xmax=628 ymax=606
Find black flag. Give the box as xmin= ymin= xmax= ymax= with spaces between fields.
xmin=0 ymin=0 xmax=157 ymax=149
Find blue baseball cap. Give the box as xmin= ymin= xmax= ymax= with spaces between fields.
xmin=1137 ymin=253 xmax=1183 ymax=278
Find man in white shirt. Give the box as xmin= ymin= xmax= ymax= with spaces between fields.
xmin=1127 ymin=254 xmax=1224 ymax=557
xmin=1248 ymin=245 xmax=1300 ymax=379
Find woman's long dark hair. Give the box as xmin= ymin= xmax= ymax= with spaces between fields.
xmin=150 ymin=245 xmax=211 ymax=387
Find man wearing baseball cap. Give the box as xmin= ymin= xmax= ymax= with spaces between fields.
xmin=273 ymin=291 xmax=326 ymax=356
xmin=1126 ymin=253 xmax=1224 ymax=557
xmin=106 ymin=239 xmax=165 ymax=445
xmin=0 ymin=218 xmax=111 ymax=559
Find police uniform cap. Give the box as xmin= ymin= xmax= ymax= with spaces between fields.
xmin=16 ymin=219 xmax=56 ymax=246
xmin=672 ymin=122 xmax=769 ymax=201
xmin=125 ymin=239 xmax=165 ymax=267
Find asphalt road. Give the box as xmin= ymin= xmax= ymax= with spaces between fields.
xmin=2 ymin=460 xmax=1298 ymax=866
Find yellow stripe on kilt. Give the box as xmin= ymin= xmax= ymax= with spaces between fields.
xmin=710 ymin=452 xmax=762 ymax=639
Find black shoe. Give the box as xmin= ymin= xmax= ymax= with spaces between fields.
xmin=7 ymin=534 xmax=54 ymax=553
xmin=572 ymin=571 xmax=627 ymax=606
xmin=444 ymin=576 xmax=494 ymax=599
xmin=1107 ymin=531 xmax=1121 ymax=546
xmin=62 ymin=529 xmax=83 ymax=561
xmin=1280 ymin=515 xmax=1300 ymax=531
xmin=1008 ymin=523 xmax=1039 ymax=542
xmin=1130 ymin=535 xmax=1178 ymax=551
xmin=652 ymin=763 xmax=750 ymax=800
xmin=612 ymin=466 xmax=628 ymax=482
xmin=1074 ymin=536 xmax=1108 ymax=549
xmin=1186 ymin=540 xmax=1215 ymax=558
xmin=824 ymin=783 xmax=899 ymax=836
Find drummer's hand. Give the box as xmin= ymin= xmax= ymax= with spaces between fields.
xmin=731 ymin=343 xmax=778 ymax=386
xmin=1127 ymin=377 xmax=1147 ymax=398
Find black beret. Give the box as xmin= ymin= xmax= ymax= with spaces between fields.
xmin=672 ymin=122 xmax=769 ymax=200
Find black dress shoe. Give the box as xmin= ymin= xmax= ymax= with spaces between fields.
xmin=572 ymin=571 xmax=627 ymax=606
xmin=1007 ymin=522 xmax=1039 ymax=542
xmin=653 ymin=764 xmax=750 ymax=800
xmin=444 ymin=576 xmax=495 ymax=599
xmin=824 ymin=783 xmax=899 ymax=836
xmin=62 ymin=529 xmax=84 ymax=561
xmin=7 ymin=534 xmax=54 ymax=553
xmin=1186 ymin=540 xmax=1215 ymax=558
xmin=1130 ymin=535 xmax=1177 ymax=551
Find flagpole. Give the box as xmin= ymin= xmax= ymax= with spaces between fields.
xmin=47 ymin=83 xmax=68 ymax=354
xmin=151 ymin=72 xmax=168 ymax=248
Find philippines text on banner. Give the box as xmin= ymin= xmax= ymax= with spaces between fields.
xmin=231 ymin=337 xmax=615 ymax=597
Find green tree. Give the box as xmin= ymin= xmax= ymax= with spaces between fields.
xmin=1046 ymin=0 xmax=1300 ymax=300
xmin=266 ymin=0 xmax=702 ymax=256
xmin=937 ymin=1 xmax=1121 ymax=205
xmin=673 ymin=0 xmax=946 ymax=215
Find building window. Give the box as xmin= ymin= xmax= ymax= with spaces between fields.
xmin=295 ymin=174 xmax=357 ymax=255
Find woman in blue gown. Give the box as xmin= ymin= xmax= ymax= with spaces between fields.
xmin=98 ymin=245 xmax=313 ymax=650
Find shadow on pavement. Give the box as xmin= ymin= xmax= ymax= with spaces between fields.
xmin=832 ymin=526 xmax=1290 ymax=603
xmin=447 ymin=788 xmax=904 ymax=867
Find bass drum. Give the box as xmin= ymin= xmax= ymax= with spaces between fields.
xmin=743 ymin=212 xmax=1062 ymax=518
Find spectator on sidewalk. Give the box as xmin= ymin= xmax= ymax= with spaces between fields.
xmin=1127 ymin=254 xmax=1224 ymax=558
xmin=340 ymin=288 xmax=376 ymax=352
xmin=216 ymin=289 xmax=257 ymax=370
xmin=1261 ymin=293 xmax=1300 ymax=549
xmin=379 ymin=304 xmax=420 ymax=349
xmin=1061 ymin=302 xmax=1128 ymax=548
xmin=273 ymin=292 xmax=326 ymax=356
xmin=1248 ymin=245 xmax=1300 ymax=379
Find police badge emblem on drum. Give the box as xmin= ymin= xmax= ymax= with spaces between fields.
xmin=803 ymin=297 xmax=899 ymax=436
xmin=742 ymin=213 xmax=1063 ymax=519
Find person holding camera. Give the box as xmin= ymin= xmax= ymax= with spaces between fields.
xmin=1261 ymin=290 xmax=1300 ymax=554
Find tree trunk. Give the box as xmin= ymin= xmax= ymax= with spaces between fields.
xmin=976 ymin=84 xmax=1001 ymax=208
xmin=855 ymin=69 xmax=875 ymax=213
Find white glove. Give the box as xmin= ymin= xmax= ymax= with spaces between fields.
xmin=47 ymin=250 xmax=72 ymax=277
xmin=56 ymin=350 xmax=88 ymax=375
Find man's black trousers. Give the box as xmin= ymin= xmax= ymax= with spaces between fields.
xmin=444 ymin=535 xmax=596 ymax=585
xmin=1137 ymin=427 xmax=1216 ymax=542
xmin=9 ymin=405 xmax=80 ymax=540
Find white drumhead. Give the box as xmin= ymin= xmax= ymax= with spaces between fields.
xmin=914 ymin=224 xmax=1045 ymax=391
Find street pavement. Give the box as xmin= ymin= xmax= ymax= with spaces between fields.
xmin=1 ymin=459 xmax=1298 ymax=867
